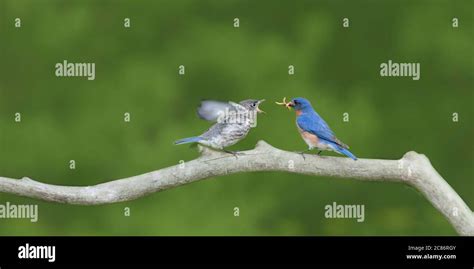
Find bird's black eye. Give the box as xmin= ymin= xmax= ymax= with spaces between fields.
xmin=294 ymin=100 xmax=298 ymax=104
xmin=252 ymin=103 xmax=256 ymax=107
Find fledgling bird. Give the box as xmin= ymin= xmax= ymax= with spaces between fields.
xmin=277 ymin=97 xmax=357 ymax=160
xmin=174 ymin=99 xmax=265 ymax=155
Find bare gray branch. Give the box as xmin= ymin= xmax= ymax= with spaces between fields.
xmin=0 ymin=141 xmax=472 ymax=235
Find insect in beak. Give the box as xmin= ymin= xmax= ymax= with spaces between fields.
xmin=275 ymin=97 xmax=292 ymax=110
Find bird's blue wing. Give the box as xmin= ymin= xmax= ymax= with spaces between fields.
xmin=297 ymin=113 xmax=337 ymax=145
xmin=297 ymin=110 xmax=353 ymax=157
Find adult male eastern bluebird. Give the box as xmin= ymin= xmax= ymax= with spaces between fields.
xmin=174 ymin=99 xmax=265 ymax=155
xmin=280 ymin=97 xmax=357 ymax=160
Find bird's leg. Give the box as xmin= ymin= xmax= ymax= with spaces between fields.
xmin=223 ymin=149 xmax=244 ymax=159
xmin=317 ymin=150 xmax=322 ymax=156
xmin=295 ymin=149 xmax=311 ymax=160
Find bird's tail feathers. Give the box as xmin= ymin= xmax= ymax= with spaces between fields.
xmin=335 ymin=145 xmax=357 ymax=160
xmin=174 ymin=136 xmax=202 ymax=145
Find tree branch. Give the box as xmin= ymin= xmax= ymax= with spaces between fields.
xmin=0 ymin=140 xmax=472 ymax=235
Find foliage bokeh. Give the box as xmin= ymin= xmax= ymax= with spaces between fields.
xmin=0 ymin=0 xmax=472 ymax=235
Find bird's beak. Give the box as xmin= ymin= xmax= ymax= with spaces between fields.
xmin=286 ymin=101 xmax=295 ymax=110
xmin=256 ymin=99 xmax=265 ymax=113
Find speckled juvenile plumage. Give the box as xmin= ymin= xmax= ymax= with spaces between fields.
xmin=198 ymin=121 xmax=252 ymax=149
xmin=174 ymin=99 xmax=264 ymax=151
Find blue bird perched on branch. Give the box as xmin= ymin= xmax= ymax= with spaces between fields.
xmin=174 ymin=99 xmax=265 ymax=156
xmin=276 ymin=97 xmax=357 ymax=160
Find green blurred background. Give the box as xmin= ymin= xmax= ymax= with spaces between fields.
xmin=0 ymin=0 xmax=472 ymax=235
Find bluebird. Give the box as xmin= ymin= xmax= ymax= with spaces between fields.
xmin=174 ymin=99 xmax=265 ymax=155
xmin=278 ymin=97 xmax=357 ymax=160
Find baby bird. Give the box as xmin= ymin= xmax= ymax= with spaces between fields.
xmin=174 ymin=99 xmax=265 ymax=155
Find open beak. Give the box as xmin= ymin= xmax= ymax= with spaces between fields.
xmin=256 ymin=99 xmax=265 ymax=113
